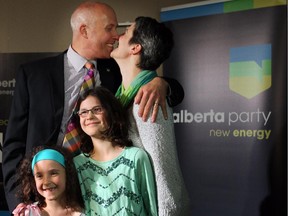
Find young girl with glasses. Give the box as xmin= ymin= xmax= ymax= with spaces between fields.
xmin=73 ymin=87 xmax=157 ymax=215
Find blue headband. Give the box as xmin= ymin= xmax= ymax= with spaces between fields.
xmin=31 ymin=149 xmax=65 ymax=174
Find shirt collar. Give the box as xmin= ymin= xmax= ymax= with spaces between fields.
xmin=67 ymin=45 xmax=96 ymax=73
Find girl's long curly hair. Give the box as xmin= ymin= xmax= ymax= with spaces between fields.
xmin=15 ymin=145 xmax=84 ymax=211
xmin=74 ymin=87 xmax=133 ymax=155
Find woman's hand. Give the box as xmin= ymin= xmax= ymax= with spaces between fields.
xmin=134 ymin=77 xmax=168 ymax=122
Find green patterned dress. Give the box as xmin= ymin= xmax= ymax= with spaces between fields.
xmin=73 ymin=146 xmax=158 ymax=216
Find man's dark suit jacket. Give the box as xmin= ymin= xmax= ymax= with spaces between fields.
xmin=2 ymin=52 xmax=184 ymax=211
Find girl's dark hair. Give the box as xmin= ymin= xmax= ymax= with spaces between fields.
xmin=16 ymin=145 xmax=84 ymax=211
xmin=129 ymin=16 xmax=174 ymax=71
xmin=75 ymin=87 xmax=132 ymax=155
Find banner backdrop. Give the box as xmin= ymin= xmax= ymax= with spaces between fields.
xmin=161 ymin=1 xmax=286 ymax=216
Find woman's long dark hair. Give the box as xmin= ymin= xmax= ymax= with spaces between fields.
xmin=75 ymin=87 xmax=133 ymax=155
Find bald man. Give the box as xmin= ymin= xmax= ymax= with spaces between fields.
xmin=2 ymin=2 xmax=184 ymax=212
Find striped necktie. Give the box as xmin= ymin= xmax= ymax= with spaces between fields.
xmin=62 ymin=62 xmax=95 ymax=154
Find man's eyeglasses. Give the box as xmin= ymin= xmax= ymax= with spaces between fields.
xmin=77 ymin=106 xmax=103 ymax=117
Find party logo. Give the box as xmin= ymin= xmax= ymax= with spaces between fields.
xmin=229 ymin=44 xmax=271 ymax=99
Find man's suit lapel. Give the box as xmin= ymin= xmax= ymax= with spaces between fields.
xmin=97 ymin=58 xmax=122 ymax=94
xmin=44 ymin=52 xmax=65 ymax=144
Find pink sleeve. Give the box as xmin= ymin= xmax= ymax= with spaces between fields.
xmin=12 ymin=203 xmax=41 ymax=216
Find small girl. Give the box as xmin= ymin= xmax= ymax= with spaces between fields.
xmin=73 ymin=87 xmax=158 ymax=215
xmin=12 ymin=146 xmax=85 ymax=216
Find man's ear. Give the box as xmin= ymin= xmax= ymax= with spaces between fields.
xmin=131 ymin=44 xmax=142 ymax=55
xmin=80 ymin=24 xmax=88 ymax=39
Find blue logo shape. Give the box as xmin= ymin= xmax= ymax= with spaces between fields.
xmin=229 ymin=44 xmax=272 ymax=99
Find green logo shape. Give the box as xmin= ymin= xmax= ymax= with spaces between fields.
xmin=229 ymin=44 xmax=272 ymax=99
